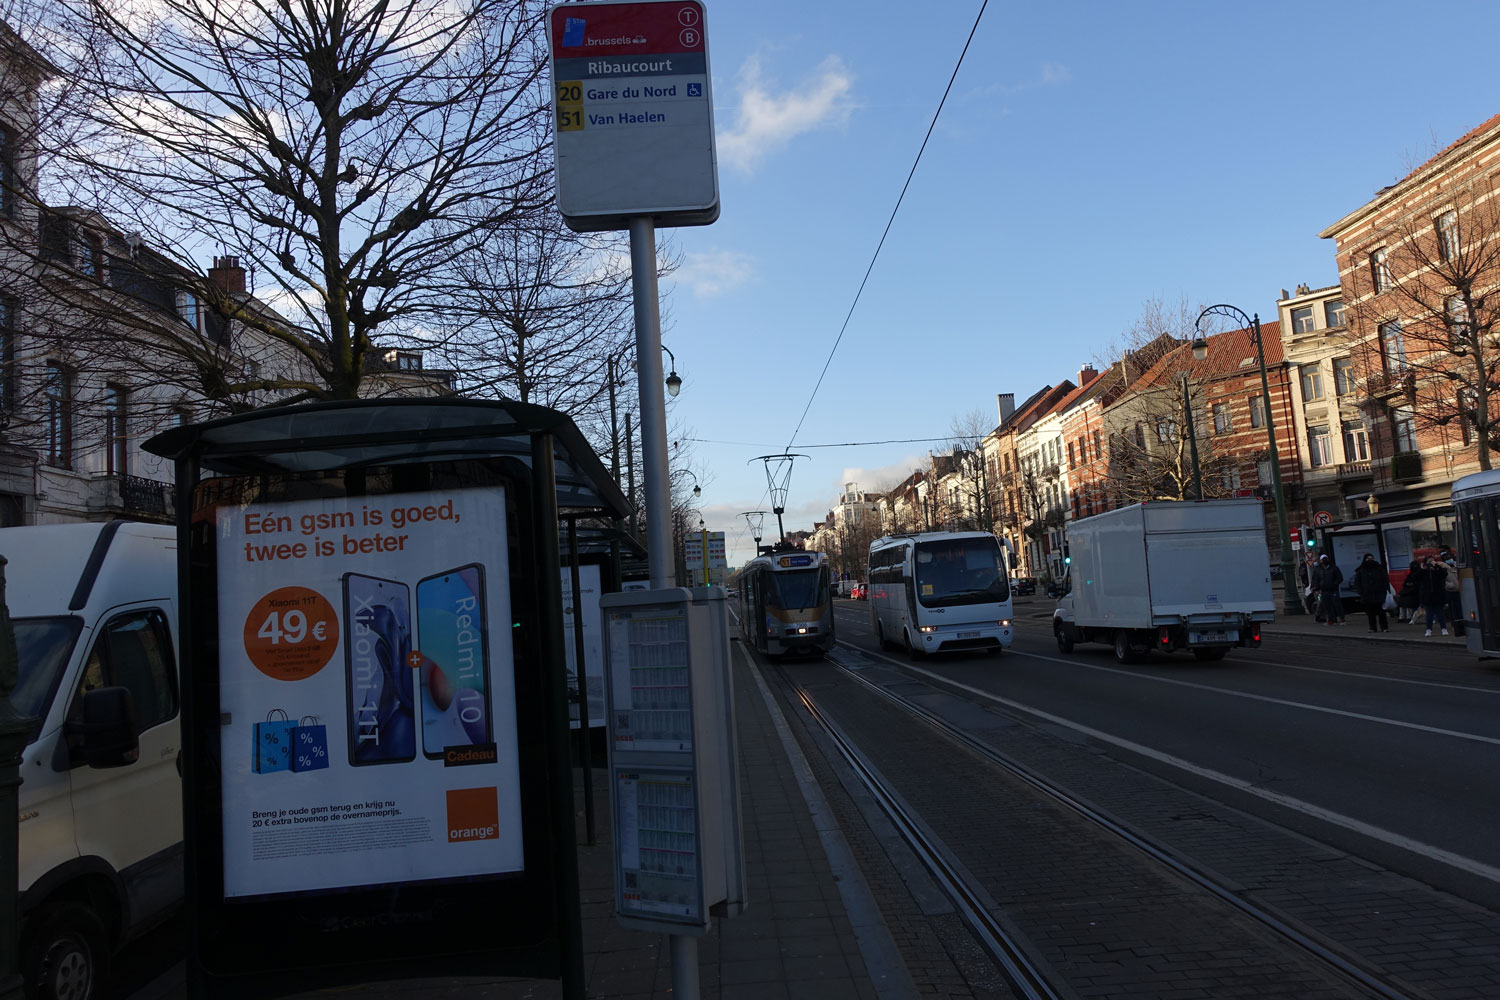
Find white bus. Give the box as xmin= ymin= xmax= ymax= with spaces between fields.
xmin=867 ymin=531 xmax=1014 ymax=657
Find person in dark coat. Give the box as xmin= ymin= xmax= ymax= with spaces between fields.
xmin=1440 ymin=546 xmax=1465 ymax=636
xmin=1418 ymin=554 xmax=1450 ymax=636
xmin=1396 ymin=559 xmax=1422 ymax=624
xmin=1312 ymin=554 xmax=1345 ymax=625
xmin=1352 ymin=553 xmax=1390 ymax=632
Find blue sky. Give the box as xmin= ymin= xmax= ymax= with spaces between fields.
xmin=648 ymin=0 xmax=1500 ymax=567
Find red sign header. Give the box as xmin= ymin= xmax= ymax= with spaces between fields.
xmin=550 ymin=2 xmax=705 ymax=58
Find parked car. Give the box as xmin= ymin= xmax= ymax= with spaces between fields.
xmin=1013 ymin=577 xmax=1037 ymax=596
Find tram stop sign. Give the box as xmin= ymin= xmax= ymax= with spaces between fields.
xmin=548 ymin=1 xmax=720 ymax=231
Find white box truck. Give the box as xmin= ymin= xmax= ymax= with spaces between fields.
xmin=4 ymin=521 xmax=182 ymax=999
xmin=1051 ymin=499 xmax=1275 ymax=662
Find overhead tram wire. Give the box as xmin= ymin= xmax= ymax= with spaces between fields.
xmin=780 ymin=0 xmax=991 ymax=453
xmin=685 ymin=435 xmax=959 ymax=449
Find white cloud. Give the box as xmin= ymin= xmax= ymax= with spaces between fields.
xmin=672 ymin=249 xmax=755 ymax=298
xmin=835 ymin=457 xmax=926 ymax=494
xmin=965 ymin=61 xmax=1072 ymax=100
xmin=717 ymin=54 xmax=854 ymax=172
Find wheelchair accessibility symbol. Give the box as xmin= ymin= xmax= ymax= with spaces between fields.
xmin=687 ymin=82 xmax=702 ymax=97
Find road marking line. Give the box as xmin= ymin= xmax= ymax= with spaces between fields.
xmin=841 ymin=641 xmax=1500 ymax=885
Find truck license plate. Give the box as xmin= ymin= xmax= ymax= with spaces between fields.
xmin=957 ymin=630 xmax=980 ymax=639
xmin=1191 ymin=630 xmax=1234 ymax=643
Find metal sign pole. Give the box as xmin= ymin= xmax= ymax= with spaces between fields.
xmin=628 ymin=214 xmax=699 ymax=999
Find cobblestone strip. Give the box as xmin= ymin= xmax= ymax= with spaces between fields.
xmin=782 ymin=663 xmax=1371 ymax=1000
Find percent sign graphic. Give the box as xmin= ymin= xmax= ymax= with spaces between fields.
xmin=243 ymin=586 xmax=340 ymax=681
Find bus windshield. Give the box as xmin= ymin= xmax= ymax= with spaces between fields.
xmin=771 ymin=569 xmax=823 ymax=610
xmin=915 ymin=538 xmax=1009 ymax=608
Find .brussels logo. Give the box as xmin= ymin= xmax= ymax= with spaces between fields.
xmin=561 ymin=17 xmax=586 ymax=47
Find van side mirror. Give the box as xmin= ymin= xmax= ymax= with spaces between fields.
xmin=66 ymin=687 xmax=140 ymax=768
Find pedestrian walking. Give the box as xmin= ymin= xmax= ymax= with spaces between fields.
xmin=1352 ymin=553 xmax=1390 ymax=632
xmin=1396 ymin=559 xmax=1422 ymax=624
xmin=1299 ymin=558 xmax=1320 ymax=617
xmin=1313 ymin=553 xmax=1345 ymax=625
xmin=1440 ymin=546 xmax=1466 ymax=636
xmin=1418 ymin=554 xmax=1450 ymax=636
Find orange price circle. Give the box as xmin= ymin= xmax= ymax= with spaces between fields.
xmin=242 ymin=586 xmax=339 ymax=681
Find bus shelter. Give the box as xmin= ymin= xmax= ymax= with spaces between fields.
xmin=144 ymin=398 xmax=628 ymax=1000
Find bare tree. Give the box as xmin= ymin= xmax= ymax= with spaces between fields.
xmin=13 ymin=0 xmax=554 ymax=401
xmin=945 ymin=408 xmax=997 ymax=532
xmin=1342 ymin=176 xmax=1500 ymax=470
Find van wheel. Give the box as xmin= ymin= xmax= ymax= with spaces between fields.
xmin=24 ymin=902 xmax=108 ymax=1000
xmin=1192 ymin=648 xmax=1229 ymax=662
xmin=1055 ymin=623 xmax=1074 ymax=653
xmin=1113 ymin=630 xmax=1134 ymax=664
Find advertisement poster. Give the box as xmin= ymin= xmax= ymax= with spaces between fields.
xmin=216 ymin=488 xmax=524 ymax=898
xmin=561 ymin=563 xmax=605 ymax=730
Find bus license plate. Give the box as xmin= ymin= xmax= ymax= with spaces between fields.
xmin=957 ymin=630 xmax=980 ymax=639
xmin=1191 ymin=630 xmax=1235 ymax=644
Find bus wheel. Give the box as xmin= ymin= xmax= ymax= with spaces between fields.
xmin=904 ymin=630 xmax=924 ymax=660
xmin=875 ymin=620 xmax=893 ymax=651
xmin=1113 ymin=630 xmax=1134 ymax=664
xmin=1055 ymin=623 xmax=1074 ymax=653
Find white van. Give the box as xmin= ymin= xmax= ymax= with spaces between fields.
xmin=6 ymin=521 xmax=182 ymax=999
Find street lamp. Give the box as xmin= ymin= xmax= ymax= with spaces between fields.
xmin=1181 ymin=335 xmax=1209 ymax=500
xmin=1196 ymin=304 xmax=1303 ymax=615
xmin=661 ymin=344 xmax=681 ymax=397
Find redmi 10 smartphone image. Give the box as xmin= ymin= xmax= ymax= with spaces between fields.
xmin=343 ymin=574 xmax=416 ymax=766
xmin=416 ymin=565 xmax=492 ymax=759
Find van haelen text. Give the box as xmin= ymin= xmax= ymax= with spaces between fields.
xmin=585 ymin=82 xmax=682 ymax=126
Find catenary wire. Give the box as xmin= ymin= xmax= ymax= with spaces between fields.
xmin=780 ymin=0 xmax=990 ymax=452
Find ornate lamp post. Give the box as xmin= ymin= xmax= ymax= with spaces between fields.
xmin=1196 ymin=304 xmax=1303 ymax=615
xmin=1181 ymin=335 xmax=1210 ymax=499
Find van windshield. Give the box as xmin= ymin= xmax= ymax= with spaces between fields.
xmin=915 ymin=538 xmax=1009 ymax=608
xmin=12 ymin=616 xmax=83 ymax=733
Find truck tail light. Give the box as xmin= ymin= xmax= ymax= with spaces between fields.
xmin=1249 ymin=623 xmax=1261 ymax=647
xmin=1159 ymin=626 xmax=1171 ymax=647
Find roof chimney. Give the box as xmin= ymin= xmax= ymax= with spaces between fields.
xmin=1078 ymin=364 xmax=1099 ymax=386
xmin=209 ymin=255 xmax=246 ymax=293
xmin=996 ymin=392 xmax=1015 ymax=424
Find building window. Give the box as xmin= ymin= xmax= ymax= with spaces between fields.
xmin=44 ymin=362 xmax=72 ymax=469
xmin=1291 ymin=306 xmax=1315 ymax=334
xmin=0 ymin=297 xmax=14 ymax=417
xmin=1371 ymin=247 xmax=1392 ymax=293
xmin=170 ymin=405 xmax=191 ymax=428
xmin=1342 ymin=420 xmax=1369 ymax=461
xmin=1066 ymin=441 xmax=1076 ymax=468
xmin=1333 ymin=357 xmax=1355 ymax=396
xmin=1393 ymin=408 xmax=1417 ymax=453
xmin=76 ymin=232 xmax=102 ymax=280
xmin=1092 ymin=429 xmax=1102 ymax=461
xmin=1437 ymin=210 xmax=1459 ymax=263
xmin=103 ymin=384 xmax=128 ymax=477
xmin=1325 ymin=299 xmax=1346 ymax=328
xmin=1249 ymin=395 xmax=1265 ymax=428
xmin=1459 ymin=390 xmax=1478 ymax=446
xmin=1212 ymin=402 xmax=1231 ymax=433
xmin=1307 ymin=425 xmax=1333 ymax=468
xmin=1300 ymin=363 xmax=1324 ymax=401
xmin=1155 ymin=417 xmax=1177 ymax=443
xmin=176 ymin=291 xmax=201 ymax=332
xmin=1220 ymin=465 xmax=1242 ymax=491
xmin=1447 ymin=294 xmax=1469 ymax=350
xmin=1256 ymin=457 xmax=1273 ymax=485
xmin=0 ymin=125 xmax=13 ymax=218
xmin=1134 ymin=423 xmax=1146 ymax=449
xmin=1379 ymin=320 xmax=1406 ymax=372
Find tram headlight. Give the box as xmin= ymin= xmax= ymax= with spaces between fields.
xmin=797 ymin=627 xmax=807 ymax=634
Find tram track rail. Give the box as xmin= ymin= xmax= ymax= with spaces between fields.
xmin=772 ymin=640 xmax=1422 ymax=1000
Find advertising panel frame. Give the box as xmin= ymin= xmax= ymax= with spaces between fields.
xmin=146 ymin=399 xmax=629 ymax=1000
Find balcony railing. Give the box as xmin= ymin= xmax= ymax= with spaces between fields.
xmin=1366 ymin=369 xmax=1415 ymax=399
xmin=120 ymin=474 xmax=172 ymax=516
xmin=1388 ymin=452 xmax=1423 ymax=483
xmin=1335 ymin=461 xmax=1372 ymax=481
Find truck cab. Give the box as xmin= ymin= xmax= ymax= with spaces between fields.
xmin=7 ymin=521 xmax=182 ymax=999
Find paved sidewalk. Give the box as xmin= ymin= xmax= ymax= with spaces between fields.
xmin=1261 ymin=607 xmax=1469 ymax=646
xmin=127 ymin=648 xmax=896 ymax=1000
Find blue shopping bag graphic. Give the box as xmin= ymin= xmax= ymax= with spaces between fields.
xmin=252 ymin=709 xmax=295 ymax=774
xmin=292 ymin=716 xmax=329 ymax=772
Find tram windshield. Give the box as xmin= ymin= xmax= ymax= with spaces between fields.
xmin=771 ymin=568 xmax=823 ymax=610
xmin=915 ymin=538 xmax=1009 ymax=608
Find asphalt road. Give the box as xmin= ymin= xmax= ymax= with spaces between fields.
xmin=830 ymin=595 xmax=1500 ymax=910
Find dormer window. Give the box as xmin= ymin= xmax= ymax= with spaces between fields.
xmin=77 ymin=232 xmax=103 ymax=280
xmin=175 ymin=290 xmax=201 ymax=332
xmin=385 ymin=350 xmax=422 ymax=371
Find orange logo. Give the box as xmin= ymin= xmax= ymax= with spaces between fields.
xmin=446 ymin=787 xmax=499 ymax=843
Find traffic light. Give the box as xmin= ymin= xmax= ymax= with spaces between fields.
xmin=1063 ymin=543 xmax=1071 ymax=566
xmin=1302 ymin=524 xmax=1316 ymax=548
